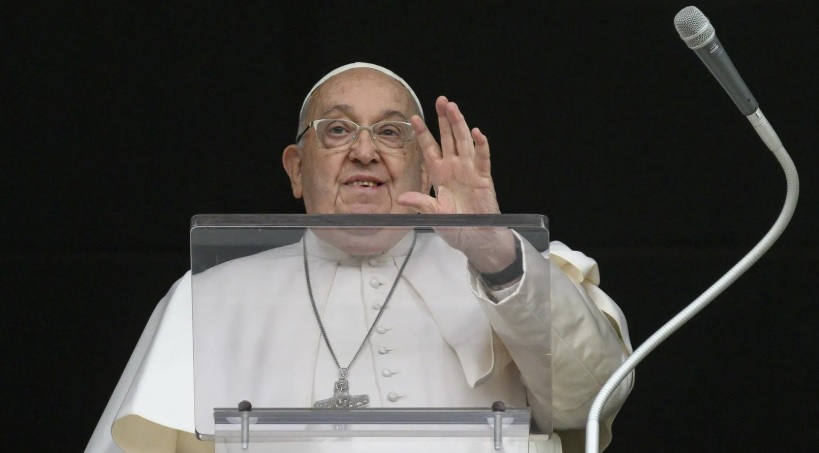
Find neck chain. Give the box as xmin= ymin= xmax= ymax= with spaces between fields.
xmin=304 ymin=233 xmax=416 ymax=408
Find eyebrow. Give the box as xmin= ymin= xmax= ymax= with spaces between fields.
xmin=320 ymin=104 xmax=409 ymax=122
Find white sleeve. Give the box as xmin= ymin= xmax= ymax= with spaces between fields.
xmin=84 ymin=273 xmax=200 ymax=453
xmin=469 ymin=238 xmax=633 ymax=452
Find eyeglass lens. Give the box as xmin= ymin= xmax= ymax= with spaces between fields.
xmin=316 ymin=119 xmax=412 ymax=150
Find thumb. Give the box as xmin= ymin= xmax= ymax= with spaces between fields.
xmin=396 ymin=192 xmax=440 ymax=214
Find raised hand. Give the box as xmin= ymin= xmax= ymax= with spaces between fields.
xmin=397 ymin=96 xmax=516 ymax=274
xmin=398 ymin=96 xmax=500 ymax=216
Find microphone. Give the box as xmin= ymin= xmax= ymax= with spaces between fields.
xmin=674 ymin=6 xmax=758 ymax=116
xmin=675 ymin=6 xmax=782 ymax=151
xmin=585 ymin=7 xmax=799 ymax=453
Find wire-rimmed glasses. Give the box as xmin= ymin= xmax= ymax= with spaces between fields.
xmin=295 ymin=119 xmax=415 ymax=153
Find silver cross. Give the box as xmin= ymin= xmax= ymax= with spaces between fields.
xmin=314 ymin=373 xmax=369 ymax=409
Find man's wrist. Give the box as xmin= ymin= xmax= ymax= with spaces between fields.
xmin=479 ymin=237 xmax=523 ymax=288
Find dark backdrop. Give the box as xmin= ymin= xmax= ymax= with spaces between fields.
xmin=5 ymin=1 xmax=818 ymax=451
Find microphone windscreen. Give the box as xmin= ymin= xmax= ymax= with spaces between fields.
xmin=674 ymin=6 xmax=715 ymax=49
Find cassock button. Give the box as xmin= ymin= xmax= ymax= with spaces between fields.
xmin=387 ymin=392 xmax=405 ymax=402
xmin=369 ymin=257 xmax=386 ymax=266
xmin=378 ymin=346 xmax=392 ymax=354
xmin=381 ymin=368 xmax=399 ymax=377
xmin=369 ymin=278 xmax=383 ymax=289
xmin=376 ymin=325 xmax=391 ymax=334
xmin=372 ymin=303 xmax=382 ymax=310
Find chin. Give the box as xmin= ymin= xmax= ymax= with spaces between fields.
xmin=340 ymin=205 xmax=393 ymax=215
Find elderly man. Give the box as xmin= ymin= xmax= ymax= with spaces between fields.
xmin=86 ymin=63 xmax=633 ymax=453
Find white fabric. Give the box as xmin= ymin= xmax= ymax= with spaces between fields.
xmin=299 ymin=62 xmax=424 ymax=120
xmin=85 ymin=234 xmax=633 ymax=453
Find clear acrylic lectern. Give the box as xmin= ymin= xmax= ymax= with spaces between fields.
xmin=190 ymin=214 xmax=552 ymax=452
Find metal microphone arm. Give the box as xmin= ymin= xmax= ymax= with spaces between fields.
xmin=586 ymin=114 xmax=797 ymax=452
xmin=584 ymin=7 xmax=799 ymax=452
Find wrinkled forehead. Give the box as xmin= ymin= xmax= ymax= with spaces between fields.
xmin=299 ymin=63 xmax=424 ymax=121
xmin=311 ymin=70 xmax=415 ymax=120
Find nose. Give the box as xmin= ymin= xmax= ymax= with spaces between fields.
xmin=348 ymin=128 xmax=380 ymax=164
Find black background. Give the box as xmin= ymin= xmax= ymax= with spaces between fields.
xmin=5 ymin=1 xmax=819 ymax=451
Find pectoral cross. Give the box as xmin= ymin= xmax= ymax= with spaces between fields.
xmin=314 ymin=369 xmax=369 ymax=408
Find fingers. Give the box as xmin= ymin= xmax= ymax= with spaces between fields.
xmin=411 ymin=115 xmax=443 ymax=165
xmin=472 ymin=127 xmax=491 ymax=174
xmin=396 ymin=191 xmax=440 ymax=214
xmin=434 ymin=96 xmax=480 ymax=160
xmin=444 ymin=101 xmax=475 ymax=160
xmin=418 ymin=96 xmax=491 ymax=173
xmin=435 ymin=96 xmax=455 ymax=158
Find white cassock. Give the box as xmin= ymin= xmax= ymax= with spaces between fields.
xmin=86 ymin=230 xmax=633 ymax=453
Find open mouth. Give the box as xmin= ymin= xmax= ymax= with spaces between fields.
xmin=345 ymin=180 xmax=384 ymax=188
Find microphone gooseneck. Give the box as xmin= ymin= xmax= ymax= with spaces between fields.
xmin=585 ymin=6 xmax=799 ymax=453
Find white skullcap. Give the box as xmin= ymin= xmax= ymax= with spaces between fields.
xmin=299 ymin=62 xmax=424 ymax=122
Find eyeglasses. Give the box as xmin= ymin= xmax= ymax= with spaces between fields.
xmin=295 ymin=119 xmax=415 ymax=152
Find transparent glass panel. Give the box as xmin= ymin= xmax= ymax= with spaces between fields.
xmin=212 ymin=407 xmax=532 ymax=452
xmin=190 ymin=214 xmax=551 ymax=445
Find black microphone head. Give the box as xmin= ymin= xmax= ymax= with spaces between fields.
xmin=674 ymin=6 xmax=715 ymax=49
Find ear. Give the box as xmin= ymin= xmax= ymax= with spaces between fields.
xmin=282 ymin=144 xmax=304 ymax=199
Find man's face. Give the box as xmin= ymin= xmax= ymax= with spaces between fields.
xmin=283 ymin=69 xmax=428 ymax=214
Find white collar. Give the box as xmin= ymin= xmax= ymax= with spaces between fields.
xmin=303 ymin=228 xmax=415 ymax=261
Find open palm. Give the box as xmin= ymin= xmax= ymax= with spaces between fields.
xmin=398 ymin=97 xmax=515 ymax=273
